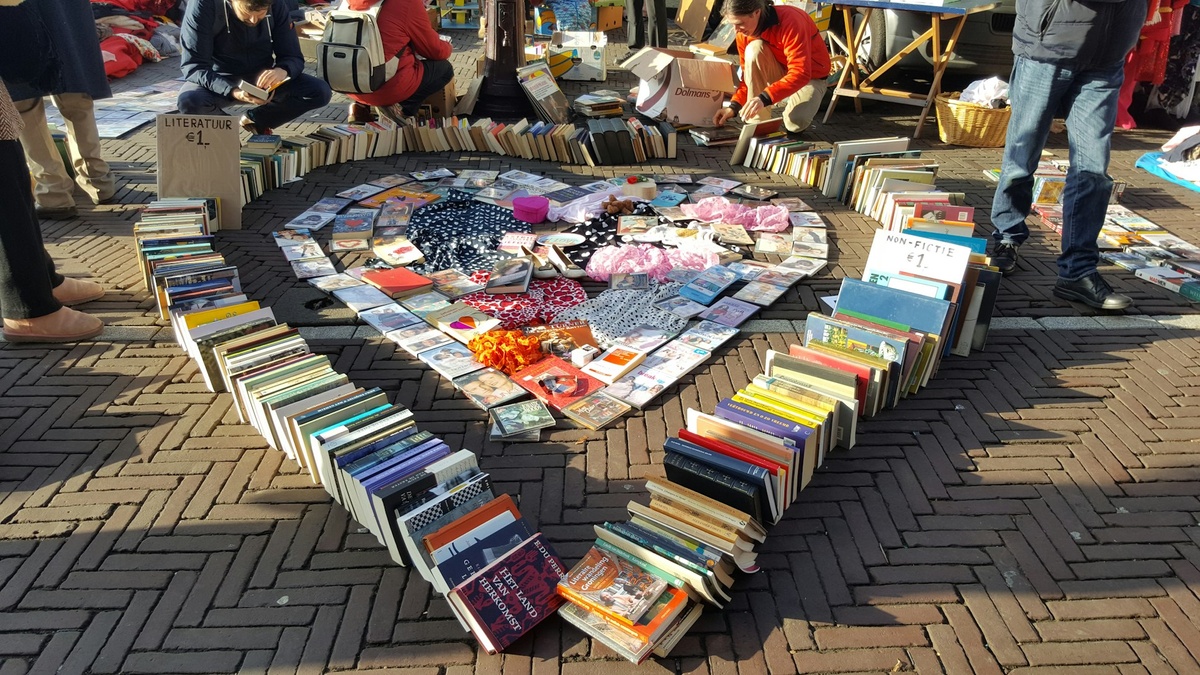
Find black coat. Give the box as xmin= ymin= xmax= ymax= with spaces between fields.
xmin=1012 ymin=0 xmax=1148 ymax=70
xmin=5 ymin=0 xmax=110 ymax=101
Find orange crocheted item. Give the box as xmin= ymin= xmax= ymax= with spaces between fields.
xmin=468 ymin=330 xmax=545 ymax=375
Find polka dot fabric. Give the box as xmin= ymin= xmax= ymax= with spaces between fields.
xmin=458 ymin=271 xmax=588 ymax=329
xmin=553 ymin=281 xmax=688 ymax=349
xmin=406 ymin=190 xmax=530 ymax=275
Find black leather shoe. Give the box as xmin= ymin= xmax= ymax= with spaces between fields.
xmin=992 ymin=241 xmax=1019 ymax=275
xmin=1054 ymin=272 xmax=1132 ymax=310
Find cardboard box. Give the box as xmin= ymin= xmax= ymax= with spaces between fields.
xmin=422 ymin=78 xmax=458 ymax=117
xmin=620 ymin=48 xmax=735 ymax=127
xmin=428 ymin=6 xmax=440 ymax=30
xmin=597 ymin=4 xmax=623 ymax=31
xmin=549 ymin=31 xmax=607 ymax=81
xmin=294 ymin=24 xmax=321 ymax=61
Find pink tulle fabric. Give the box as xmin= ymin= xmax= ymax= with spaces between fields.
xmin=680 ymin=197 xmax=791 ymax=232
xmin=584 ymin=244 xmax=720 ymax=281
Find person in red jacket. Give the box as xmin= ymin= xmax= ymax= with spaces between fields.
xmin=712 ymin=0 xmax=831 ymax=134
xmin=345 ymin=0 xmax=454 ymax=123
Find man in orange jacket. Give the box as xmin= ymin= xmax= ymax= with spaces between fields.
xmin=712 ymin=0 xmax=831 ymax=134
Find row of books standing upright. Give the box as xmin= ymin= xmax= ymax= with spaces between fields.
xmin=131 ymin=197 xmax=572 ymax=655
xmin=235 ymin=110 xmax=681 ymax=205
xmin=553 ymin=209 xmax=1004 ymax=662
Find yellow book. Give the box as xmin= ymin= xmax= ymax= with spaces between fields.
xmin=182 ymin=300 xmax=261 ymax=331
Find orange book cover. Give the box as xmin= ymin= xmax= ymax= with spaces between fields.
xmin=422 ymin=493 xmax=520 ymax=554
xmin=557 ymin=546 xmax=668 ymax=624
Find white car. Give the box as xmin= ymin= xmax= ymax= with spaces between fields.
xmin=832 ymin=0 xmax=1018 ymax=77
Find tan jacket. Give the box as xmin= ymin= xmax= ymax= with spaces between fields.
xmin=0 ymin=81 xmax=22 ymax=142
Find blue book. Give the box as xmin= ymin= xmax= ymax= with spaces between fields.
xmin=834 ymin=277 xmax=952 ymax=339
xmin=665 ymin=436 xmax=775 ymax=522
xmin=900 ymin=228 xmax=988 ymax=254
xmin=679 ymin=265 xmax=740 ymax=305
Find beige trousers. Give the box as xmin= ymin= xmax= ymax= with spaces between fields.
xmin=15 ymin=93 xmax=115 ymax=209
xmin=743 ymin=39 xmax=828 ymax=133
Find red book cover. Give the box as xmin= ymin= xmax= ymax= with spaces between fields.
xmin=513 ymin=356 xmax=605 ymax=411
xmin=360 ymin=267 xmax=433 ymax=299
xmin=449 ymin=533 xmax=567 ymax=654
xmin=786 ymin=344 xmax=869 ymax=413
xmin=678 ymin=429 xmax=786 ymax=476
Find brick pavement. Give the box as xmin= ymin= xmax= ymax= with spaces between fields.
xmin=3 ymin=27 xmax=1200 ymax=675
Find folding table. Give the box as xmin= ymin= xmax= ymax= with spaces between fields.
xmin=818 ymin=0 xmax=1000 ymax=138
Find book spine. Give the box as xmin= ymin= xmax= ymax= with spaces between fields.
xmin=607 ymin=521 xmax=710 ymax=578
xmin=340 ymin=428 xmax=427 ymax=472
xmin=664 ymin=437 xmax=770 ymax=484
xmin=591 ymin=538 xmax=688 ymax=592
xmin=714 ymin=399 xmax=807 ymax=446
xmin=662 ymin=453 xmax=762 ymax=525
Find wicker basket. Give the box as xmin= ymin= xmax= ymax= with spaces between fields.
xmin=934 ymin=92 xmax=1011 ymax=148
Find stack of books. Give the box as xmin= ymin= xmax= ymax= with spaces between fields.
xmin=573 ymin=92 xmax=626 ymax=118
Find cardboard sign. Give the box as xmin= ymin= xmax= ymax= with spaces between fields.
xmin=156 ymin=114 xmax=243 ymax=230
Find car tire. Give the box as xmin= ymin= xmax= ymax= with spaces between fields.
xmin=831 ymin=8 xmax=887 ymax=73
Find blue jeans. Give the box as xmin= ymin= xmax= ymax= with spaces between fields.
xmin=990 ymin=55 xmax=1123 ymax=281
xmin=177 ymin=73 xmax=332 ymax=131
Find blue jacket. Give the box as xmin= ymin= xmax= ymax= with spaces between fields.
xmin=1012 ymin=0 xmax=1148 ymax=70
xmin=180 ymin=0 xmax=305 ymax=98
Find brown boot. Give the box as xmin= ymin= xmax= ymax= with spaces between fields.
xmin=52 ymin=277 xmax=105 ymax=306
xmin=4 ymin=307 xmax=104 ymax=343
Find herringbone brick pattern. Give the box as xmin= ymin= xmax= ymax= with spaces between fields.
xmin=3 ymin=31 xmax=1200 ymax=674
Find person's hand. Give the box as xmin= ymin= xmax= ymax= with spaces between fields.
xmin=713 ymin=107 xmax=735 ymax=127
xmin=256 ymin=67 xmax=289 ymax=90
xmin=740 ymin=97 xmax=764 ymax=121
xmin=232 ymin=88 xmax=268 ymax=105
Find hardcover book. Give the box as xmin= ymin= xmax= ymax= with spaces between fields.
xmin=447 ymin=533 xmax=568 ymax=654
xmin=359 ymin=267 xmax=433 ymax=299
xmin=515 ymin=356 xmax=605 ymax=411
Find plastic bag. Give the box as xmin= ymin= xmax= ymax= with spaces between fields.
xmin=960 ymin=76 xmax=1009 ymax=107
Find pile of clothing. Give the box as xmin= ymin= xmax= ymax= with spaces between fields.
xmin=92 ymin=0 xmax=180 ymax=78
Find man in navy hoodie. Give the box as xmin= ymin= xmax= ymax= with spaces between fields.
xmin=178 ymin=0 xmax=331 ymax=134
xmin=989 ymin=0 xmax=1147 ymax=310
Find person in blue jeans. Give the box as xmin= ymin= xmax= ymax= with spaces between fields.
xmin=178 ymin=0 xmax=332 ymax=135
xmin=990 ymin=0 xmax=1148 ymax=311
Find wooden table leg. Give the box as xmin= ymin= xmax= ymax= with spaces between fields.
xmin=916 ymin=12 xmax=971 ymax=138
xmin=822 ymin=5 xmax=860 ymax=123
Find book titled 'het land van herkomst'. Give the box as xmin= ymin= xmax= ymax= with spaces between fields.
xmin=447 ymin=533 xmax=567 ymax=654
